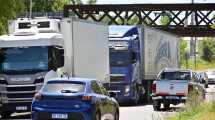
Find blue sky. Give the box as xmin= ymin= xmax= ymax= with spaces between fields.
xmin=82 ymin=0 xmax=215 ymax=4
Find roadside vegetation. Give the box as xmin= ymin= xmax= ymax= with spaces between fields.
xmin=180 ymin=37 xmax=215 ymax=71
xmin=168 ymin=37 xmax=215 ymax=120
xmin=167 ymin=87 xmax=215 ymax=120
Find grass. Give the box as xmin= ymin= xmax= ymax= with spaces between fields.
xmin=168 ymin=102 xmax=215 ymax=120
xmin=167 ymin=84 xmax=215 ymax=120
xmin=181 ymin=58 xmax=215 ymax=71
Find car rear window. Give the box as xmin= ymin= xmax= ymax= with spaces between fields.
xmin=160 ymin=72 xmax=191 ymax=80
xmin=42 ymin=81 xmax=86 ymax=93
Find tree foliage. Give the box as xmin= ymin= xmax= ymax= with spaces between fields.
xmin=24 ymin=0 xmax=70 ymax=12
xmin=0 ymin=0 xmax=24 ymax=35
xmin=201 ymin=38 xmax=215 ymax=62
xmin=180 ymin=39 xmax=188 ymax=64
xmin=160 ymin=12 xmax=171 ymax=26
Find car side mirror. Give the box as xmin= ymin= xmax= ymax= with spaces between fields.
xmin=109 ymin=92 xmax=117 ymax=98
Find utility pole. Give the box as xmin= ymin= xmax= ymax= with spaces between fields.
xmin=190 ymin=0 xmax=197 ymax=70
xmin=29 ymin=0 xmax=32 ymax=18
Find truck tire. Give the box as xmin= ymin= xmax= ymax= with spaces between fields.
xmin=1 ymin=111 xmax=12 ymax=119
xmin=153 ymin=100 xmax=161 ymax=111
xmin=133 ymin=89 xmax=140 ymax=105
xmin=164 ymin=103 xmax=170 ymax=111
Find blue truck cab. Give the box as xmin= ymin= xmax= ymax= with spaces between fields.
xmin=104 ymin=26 xmax=145 ymax=104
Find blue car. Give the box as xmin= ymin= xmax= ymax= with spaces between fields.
xmin=32 ymin=78 xmax=119 ymax=120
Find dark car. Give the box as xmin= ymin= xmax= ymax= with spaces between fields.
xmin=32 ymin=78 xmax=119 ymax=120
xmin=199 ymin=72 xmax=209 ymax=88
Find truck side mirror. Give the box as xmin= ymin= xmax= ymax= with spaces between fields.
xmin=57 ymin=49 xmax=64 ymax=68
xmin=109 ymin=91 xmax=117 ymax=98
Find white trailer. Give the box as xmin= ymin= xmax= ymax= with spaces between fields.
xmin=140 ymin=26 xmax=180 ymax=80
xmin=60 ymin=17 xmax=109 ymax=82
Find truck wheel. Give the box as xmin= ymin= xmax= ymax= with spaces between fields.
xmin=153 ymin=100 xmax=161 ymax=111
xmin=1 ymin=111 xmax=12 ymax=119
xmin=134 ymin=89 xmax=140 ymax=105
xmin=164 ymin=103 xmax=170 ymax=111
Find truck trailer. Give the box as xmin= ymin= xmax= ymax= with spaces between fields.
xmin=104 ymin=25 xmax=179 ymax=104
xmin=0 ymin=17 xmax=109 ymax=118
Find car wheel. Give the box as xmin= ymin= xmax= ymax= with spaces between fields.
xmin=114 ymin=109 xmax=119 ymax=120
xmin=164 ymin=103 xmax=170 ymax=111
xmin=1 ymin=111 xmax=12 ymax=119
xmin=205 ymin=83 xmax=208 ymax=88
xmin=153 ymin=100 xmax=161 ymax=111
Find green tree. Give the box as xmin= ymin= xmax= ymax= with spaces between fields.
xmin=24 ymin=0 xmax=70 ymax=12
xmin=160 ymin=12 xmax=171 ymax=26
xmin=0 ymin=0 xmax=24 ymax=35
xmin=201 ymin=38 xmax=215 ymax=62
xmin=180 ymin=39 xmax=188 ymax=65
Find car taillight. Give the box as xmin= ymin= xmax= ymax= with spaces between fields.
xmin=151 ymin=83 xmax=156 ymax=93
xmin=82 ymin=95 xmax=92 ymax=101
xmin=34 ymin=93 xmax=42 ymax=101
xmin=188 ymin=84 xmax=193 ymax=93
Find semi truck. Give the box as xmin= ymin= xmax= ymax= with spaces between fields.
xmin=0 ymin=17 xmax=109 ymax=118
xmin=104 ymin=25 xmax=179 ymax=104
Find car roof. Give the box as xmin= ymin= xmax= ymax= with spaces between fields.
xmin=162 ymin=68 xmax=191 ymax=72
xmin=46 ymin=77 xmax=97 ymax=84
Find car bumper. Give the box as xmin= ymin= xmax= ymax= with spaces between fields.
xmin=32 ymin=107 xmax=93 ymax=120
xmin=0 ymin=102 xmax=31 ymax=112
xmin=152 ymin=96 xmax=186 ymax=103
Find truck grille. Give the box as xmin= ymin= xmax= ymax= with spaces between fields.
xmin=110 ymin=75 xmax=125 ymax=82
xmin=4 ymin=85 xmax=36 ymax=102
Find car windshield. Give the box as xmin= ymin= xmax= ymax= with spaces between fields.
xmin=0 ymin=46 xmax=48 ymax=73
xmin=110 ymin=50 xmax=130 ymax=66
xmin=160 ymin=71 xmax=191 ymax=80
xmin=42 ymin=81 xmax=86 ymax=94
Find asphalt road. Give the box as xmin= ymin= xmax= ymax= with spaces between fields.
xmin=2 ymin=85 xmax=215 ymax=120
xmin=0 ymin=104 xmax=177 ymax=120
xmin=119 ymin=104 xmax=178 ymax=120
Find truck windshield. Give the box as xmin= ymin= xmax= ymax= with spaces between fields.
xmin=110 ymin=50 xmax=130 ymax=66
xmin=0 ymin=46 xmax=48 ymax=73
xmin=160 ymin=72 xmax=191 ymax=80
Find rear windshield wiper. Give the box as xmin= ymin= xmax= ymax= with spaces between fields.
xmin=61 ymin=90 xmax=78 ymax=93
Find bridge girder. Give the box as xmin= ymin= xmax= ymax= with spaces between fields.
xmin=64 ymin=4 xmax=215 ymax=37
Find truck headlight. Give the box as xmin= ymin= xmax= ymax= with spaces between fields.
xmin=0 ymin=77 xmax=7 ymax=84
xmin=124 ymin=85 xmax=130 ymax=96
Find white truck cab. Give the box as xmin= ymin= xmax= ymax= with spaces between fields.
xmin=0 ymin=17 xmax=64 ymax=118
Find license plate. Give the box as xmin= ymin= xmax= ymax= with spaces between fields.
xmin=166 ymin=96 xmax=179 ymax=99
xmin=16 ymin=106 xmax=27 ymax=111
xmin=52 ymin=113 xmax=68 ymax=119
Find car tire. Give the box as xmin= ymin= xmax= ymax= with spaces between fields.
xmin=114 ymin=109 xmax=119 ymax=120
xmin=1 ymin=111 xmax=12 ymax=119
xmin=153 ymin=100 xmax=161 ymax=111
xmin=164 ymin=103 xmax=170 ymax=111
xmin=205 ymin=84 xmax=208 ymax=88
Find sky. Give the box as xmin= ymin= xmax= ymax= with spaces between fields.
xmin=82 ymin=0 xmax=215 ymax=4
